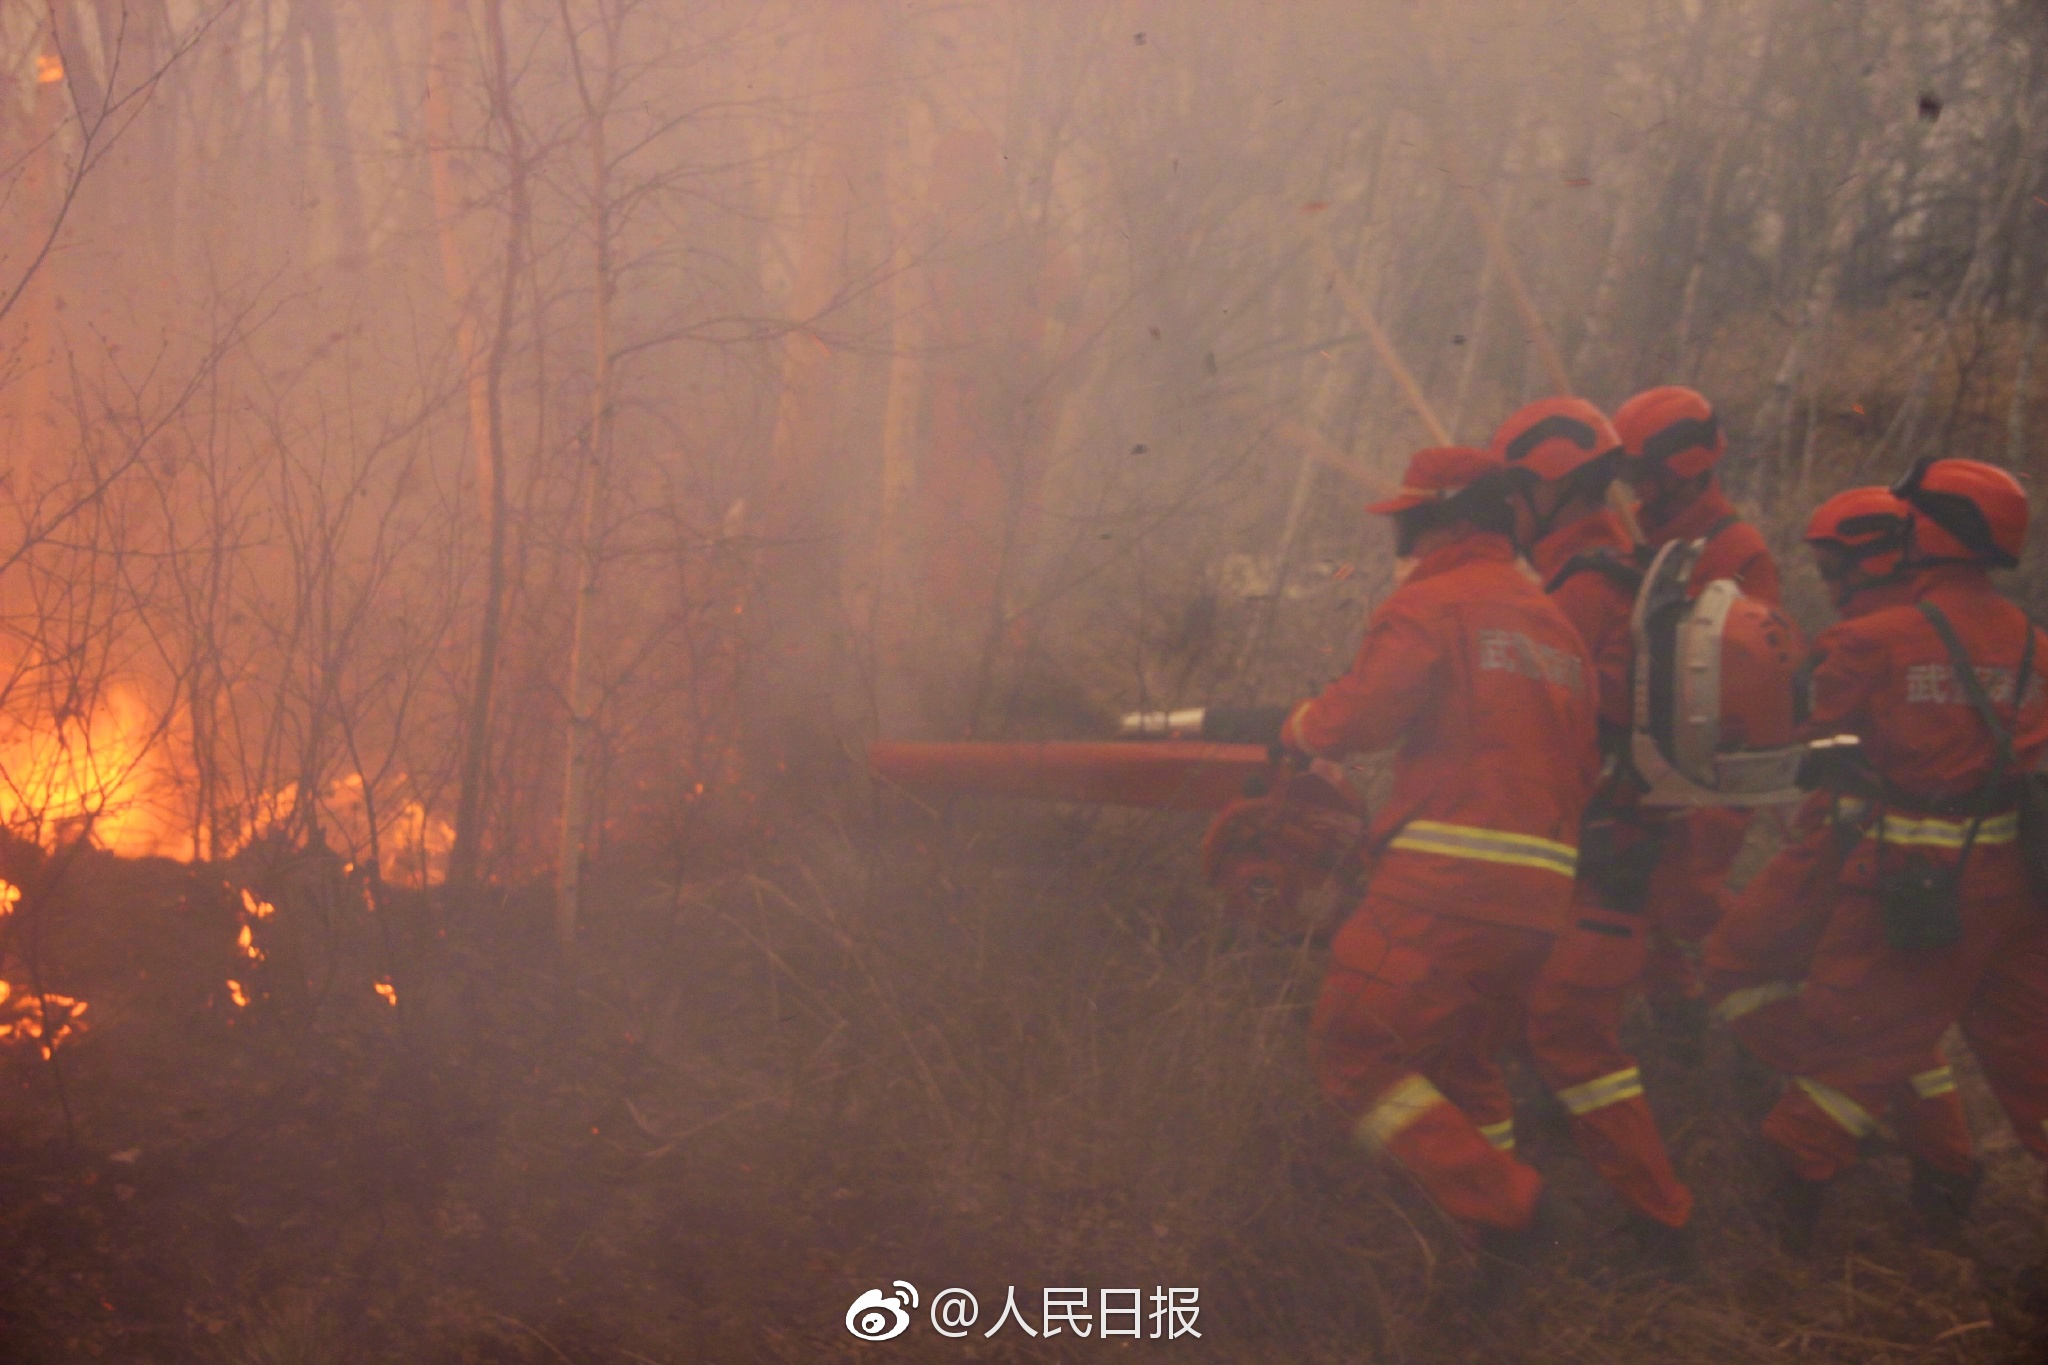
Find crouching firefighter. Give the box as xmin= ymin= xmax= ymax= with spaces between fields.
xmin=1490 ymin=397 xmax=1697 ymax=1270
xmin=1704 ymin=487 xmax=1977 ymax=1243
xmin=1733 ymin=459 xmax=2048 ymax=1252
xmin=1612 ymin=386 xmax=1784 ymax=1039
xmin=1280 ymin=444 xmax=1599 ymax=1278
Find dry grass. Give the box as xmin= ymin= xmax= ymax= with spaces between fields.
xmin=4 ymin=315 xmax=2047 ymax=1360
xmin=1 ymin=799 xmax=2043 ymax=1363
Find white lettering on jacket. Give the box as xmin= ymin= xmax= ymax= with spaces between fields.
xmin=1903 ymin=664 xmax=2044 ymax=708
xmin=1477 ymin=627 xmax=1584 ymax=692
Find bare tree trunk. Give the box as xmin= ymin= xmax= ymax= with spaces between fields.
xmin=1670 ymin=128 xmax=1729 ymax=375
xmin=1874 ymin=99 xmax=2039 ymax=465
xmin=871 ymin=78 xmax=934 ymax=738
xmin=1571 ymin=158 xmax=1647 ymax=386
xmin=2 ymin=24 xmax=68 ymax=499
xmin=553 ymin=0 xmax=618 ymax=947
xmin=429 ymin=0 xmax=526 ymax=891
xmin=299 ymin=0 xmax=368 ymax=265
xmin=2010 ymin=286 xmax=2045 ymax=466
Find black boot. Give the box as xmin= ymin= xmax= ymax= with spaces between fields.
xmin=1475 ymin=1189 xmax=1572 ymax=1309
xmin=1909 ymin=1157 xmax=1982 ymax=1238
xmin=1775 ymin=1171 xmax=1828 ymax=1254
xmin=1649 ymin=992 xmax=1710 ymax=1067
xmin=1623 ymin=1212 xmax=1699 ymax=1282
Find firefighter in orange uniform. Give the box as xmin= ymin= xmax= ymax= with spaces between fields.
xmin=1731 ymin=459 xmax=2048 ymax=1249
xmin=1491 ymin=398 xmax=1695 ymax=1268
xmin=1704 ymin=487 xmax=1977 ymax=1234
xmin=1612 ymin=386 xmax=1782 ymax=1036
xmin=1285 ymin=445 xmax=1599 ymax=1270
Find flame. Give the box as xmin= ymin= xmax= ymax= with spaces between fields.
xmin=0 ymin=682 xmax=454 ymax=881
xmin=240 ymin=774 xmax=453 ymax=887
xmin=0 ymin=685 xmax=193 ymax=859
xmin=373 ymin=979 xmax=397 ymax=1007
xmin=0 ymin=880 xmax=89 ymax=1056
xmin=225 ymin=980 xmax=249 ymax=1008
xmin=240 ymin=888 xmax=275 ymax=919
xmin=36 ymin=53 xmax=64 ymax=84
xmin=0 ymin=987 xmax=88 ymax=1057
xmin=235 ymin=923 xmax=264 ymax=962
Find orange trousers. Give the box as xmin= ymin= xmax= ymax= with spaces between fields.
xmin=1526 ymin=893 xmax=1693 ymax=1227
xmin=1705 ymin=812 xmax=1975 ymax=1174
xmin=1728 ymin=842 xmax=2048 ymax=1181
xmin=1642 ymin=807 xmax=1752 ymax=999
xmin=1311 ymin=897 xmax=1550 ymax=1231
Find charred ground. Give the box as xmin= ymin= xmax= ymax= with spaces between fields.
xmin=2 ymin=802 xmax=2045 ymax=1363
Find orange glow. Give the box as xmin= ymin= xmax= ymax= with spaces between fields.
xmin=240 ymin=889 xmax=275 ymax=919
xmin=373 ymin=980 xmax=398 ymax=1007
xmin=225 ymin=980 xmax=249 ymax=1008
xmin=236 ymin=924 xmax=263 ymax=962
xmin=0 ymin=685 xmax=192 ymax=859
xmin=0 ymin=880 xmax=19 ymax=916
xmin=241 ymin=774 xmax=453 ymax=887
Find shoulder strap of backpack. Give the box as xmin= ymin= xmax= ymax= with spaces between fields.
xmin=1545 ymin=550 xmax=1644 ymax=596
xmin=1917 ymin=600 xmax=2030 ymax=790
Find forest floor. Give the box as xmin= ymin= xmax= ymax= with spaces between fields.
xmin=2 ymin=799 xmax=2046 ymax=1364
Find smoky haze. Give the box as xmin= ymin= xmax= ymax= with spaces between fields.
xmin=0 ymin=0 xmax=2043 ymax=1359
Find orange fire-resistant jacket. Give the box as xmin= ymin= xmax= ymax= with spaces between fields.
xmin=1800 ymin=565 xmax=2048 ymax=811
xmin=1641 ymin=481 xmax=1780 ymax=603
xmin=1282 ymin=531 xmax=1600 ymax=934
xmin=1529 ymin=508 xmax=1637 ymax=736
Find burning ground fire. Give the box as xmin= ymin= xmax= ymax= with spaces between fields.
xmin=223 ymin=889 xmax=272 ymax=1010
xmin=0 ymin=685 xmax=448 ymax=1041
xmin=0 ymin=878 xmax=88 ymax=1058
xmin=0 ymin=684 xmax=453 ymax=883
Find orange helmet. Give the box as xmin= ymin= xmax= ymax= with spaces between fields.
xmin=1891 ymin=457 xmax=2027 ymax=569
xmin=1489 ymin=397 xmax=1621 ymax=484
xmin=1365 ymin=445 xmax=1503 ymax=515
xmin=1803 ymin=486 xmax=1908 ymax=580
xmin=1614 ymin=386 xmax=1724 ymax=481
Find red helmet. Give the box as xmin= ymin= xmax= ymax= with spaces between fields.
xmin=1891 ymin=457 xmax=2027 ymax=569
xmin=1803 ymin=486 xmax=1908 ymax=580
xmin=1488 ymin=397 xmax=1621 ymax=484
xmin=1614 ymin=386 xmax=1724 ymax=481
xmin=1365 ymin=445 xmax=1503 ymax=514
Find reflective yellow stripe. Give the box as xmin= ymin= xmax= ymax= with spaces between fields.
xmin=1910 ymin=1066 xmax=1957 ymax=1101
xmin=1713 ymin=981 xmax=1802 ymax=1024
xmin=1477 ymin=1119 xmax=1515 ymax=1152
xmin=1388 ymin=820 xmax=1578 ymax=878
xmin=1796 ymin=1077 xmax=1877 ymax=1138
xmin=1878 ymin=811 xmax=2019 ymax=848
xmin=1556 ymin=1067 xmax=1645 ymax=1117
xmin=1353 ymin=1074 xmax=1447 ymax=1153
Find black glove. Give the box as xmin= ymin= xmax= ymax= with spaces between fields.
xmin=1199 ymin=705 xmax=1292 ymax=746
xmin=1796 ymin=735 xmax=1870 ymax=793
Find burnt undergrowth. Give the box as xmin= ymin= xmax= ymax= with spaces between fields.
xmin=0 ymin=796 xmax=2045 ymax=1363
